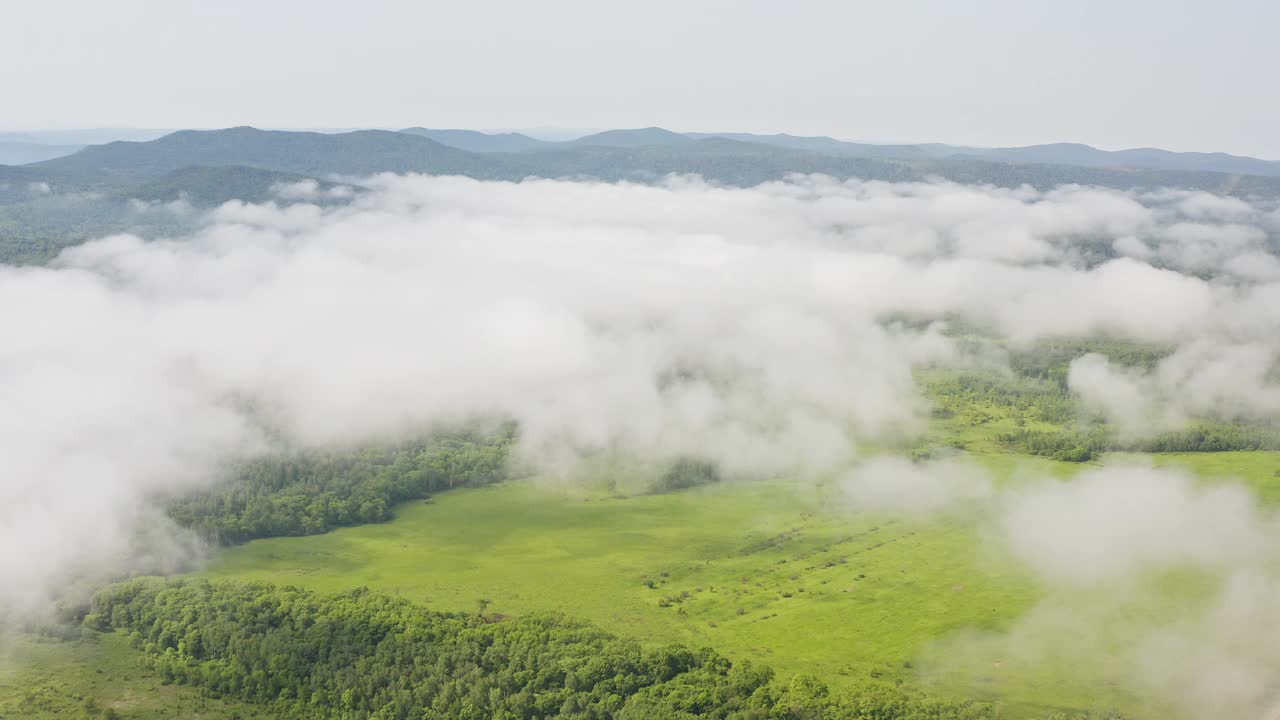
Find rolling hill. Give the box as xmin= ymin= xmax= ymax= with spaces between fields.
xmin=687 ymin=133 xmax=1280 ymax=176
xmin=569 ymin=126 xmax=695 ymax=148
xmin=399 ymin=127 xmax=553 ymax=152
xmin=32 ymin=126 xmax=509 ymax=182
xmin=4 ymin=125 xmax=1280 ymax=268
xmin=949 ymin=142 xmax=1280 ymax=176
xmin=115 ymin=165 xmax=357 ymax=205
xmin=23 ymin=125 xmax=1280 ymax=196
xmin=499 ymin=136 xmax=919 ymax=185
xmin=687 ymin=132 xmax=937 ymax=160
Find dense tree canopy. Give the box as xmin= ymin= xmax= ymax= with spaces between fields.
xmin=88 ymin=578 xmax=1107 ymax=720
xmin=168 ymin=429 xmax=513 ymax=544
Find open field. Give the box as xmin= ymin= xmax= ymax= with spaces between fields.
xmin=1142 ymin=451 xmax=1280 ymax=501
xmin=203 ymin=477 xmax=1036 ymax=686
xmin=12 ymin=380 xmax=1280 ymax=720
xmin=0 ymin=632 xmax=264 ymax=720
xmin=197 ymin=449 xmax=1280 ymax=718
xmin=11 ymin=359 xmax=1280 ymax=719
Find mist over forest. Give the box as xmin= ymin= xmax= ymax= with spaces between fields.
xmin=12 ymin=1 xmax=1280 ymax=716
xmin=3 ymin=120 xmax=1280 ymax=718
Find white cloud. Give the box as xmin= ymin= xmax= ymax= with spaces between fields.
xmin=840 ymin=456 xmax=992 ymax=515
xmin=4 ymin=174 xmax=1280 ymax=716
xmin=1000 ymin=464 xmax=1273 ymax=586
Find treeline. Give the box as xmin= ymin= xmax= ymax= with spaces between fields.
xmin=1006 ymin=340 xmax=1166 ymax=390
xmin=651 ymin=458 xmax=722 ymax=494
xmin=926 ymin=338 xmax=1280 ymax=461
xmin=996 ymin=428 xmax=1109 ymax=463
xmin=1001 ymin=422 xmax=1280 ymax=462
xmin=1131 ymin=423 xmax=1280 ymax=453
xmin=0 ymin=192 xmax=191 ymax=264
xmin=168 ymin=428 xmax=513 ymax=544
xmin=85 ymin=578 xmax=1109 ymax=720
xmin=924 ymin=371 xmax=1075 ymax=426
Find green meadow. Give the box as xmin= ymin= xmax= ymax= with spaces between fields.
xmin=195 ymin=449 xmax=1280 ymax=718
xmin=9 ymin=351 xmax=1280 ymax=719
xmin=203 ymin=477 xmax=1033 ymax=685
xmin=0 ymin=633 xmax=264 ymax=720
xmin=7 ymin=448 xmax=1279 ymax=718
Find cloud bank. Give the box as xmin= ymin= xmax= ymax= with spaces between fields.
xmin=909 ymin=461 xmax=1280 ymax=719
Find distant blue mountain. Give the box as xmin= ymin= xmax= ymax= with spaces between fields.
xmin=570 ymin=127 xmax=694 ymax=148
xmin=691 ymin=133 xmax=1280 ymax=177
xmin=8 ymin=124 xmax=1280 ymax=266
xmin=687 ymin=133 xmax=935 ymax=160
xmin=408 ymin=126 xmax=696 ymax=151
xmin=33 ymin=126 xmax=497 ymax=181
xmin=21 ymin=126 xmax=1280 ymax=197
xmin=398 ymin=125 xmax=1280 ymax=177
xmin=399 ymin=128 xmax=552 ymax=152
xmin=949 ymin=142 xmax=1280 ymax=177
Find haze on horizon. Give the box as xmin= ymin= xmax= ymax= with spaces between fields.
xmin=4 ymin=0 xmax=1280 ymax=158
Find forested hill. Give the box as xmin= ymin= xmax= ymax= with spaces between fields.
xmin=0 ymin=163 xmax=358 ymax=264
xmin=400 ymin=126 xmax=1280 ymax=178
xmin=84 ymin=577 xmax=1015 ymax=720
xmin=400 ymin=127 xmax=554 ymax=152
xmin=31 ymin=127 xmax=502 ymax=182
xmin=21 ymin=126 xmax=1280 ymax=196
xmin=685 ymin=132 xmax=937 ymax=160
xmin=5 ymin=126 xmax=1280 ymax=266
xmin=169 ymin=431 xmax=513 ymax=544
xmin=950 ymin=142 xmax=1280 ymax=177
xmin=115 ymin=165 xmax=355 ymax=205
xmin=683 ymin=135 xmax=1280 ymax=177
xmin=569 ymin=127 xmax=696 ymax=148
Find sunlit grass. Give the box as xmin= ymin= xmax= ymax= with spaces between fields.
xmin=0 ymin=632 xmax=264 ymax=720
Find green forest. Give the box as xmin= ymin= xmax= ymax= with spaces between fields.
xmin=78 ymin=577 xmax=1115 ymax=720
xmin=168 ymin=429 xmax=514 ymax=544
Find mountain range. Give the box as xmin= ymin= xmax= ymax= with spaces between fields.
xmin=3 ymin=125 xmax=1280 ymax=265
xmin=397 ymin=126 xmax=1280 ymax=178
xmin=17 ymin=126 xmax=1280 ymax=196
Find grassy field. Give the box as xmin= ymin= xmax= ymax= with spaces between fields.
xmin=203 ymin=476 xmax=1036 ymax=683
xmin=187 ymin=460 xmax=1063 ymax=715
xmin=1144 ymin=450 xmax=1280 ymax=501
xmin=7 ymin=451 xmax=1278 ymax=718
xmin=10 ymin=366 xmax=1280 ymax=720
xmin=0 ymin=632 xmax=264 ymax=720
xmin=195 ymin=449 xmax=1280 ymax=718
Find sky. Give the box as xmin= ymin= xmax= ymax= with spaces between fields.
xmin=3 ymin=0 xmax=1279 ymax=156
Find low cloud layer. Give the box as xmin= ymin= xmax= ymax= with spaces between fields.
xmin=838 ymin=454 xmax=1280 ymax=717
xmin=1001 ymin=465 xmax=1275 ymax=586
xmin=839 ymin=456 xmax=993 ymax=514
xmin=1070 ymin=343 xmax=1280 ymax=437
xmin=4 ymin=174 xmax=1280 ymax=714
xmin=902 ymin=461 xmax=1280 ymax=719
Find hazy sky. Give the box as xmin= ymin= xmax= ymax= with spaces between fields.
xmin=4 ymin=0 xmax=1279 ymax=157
